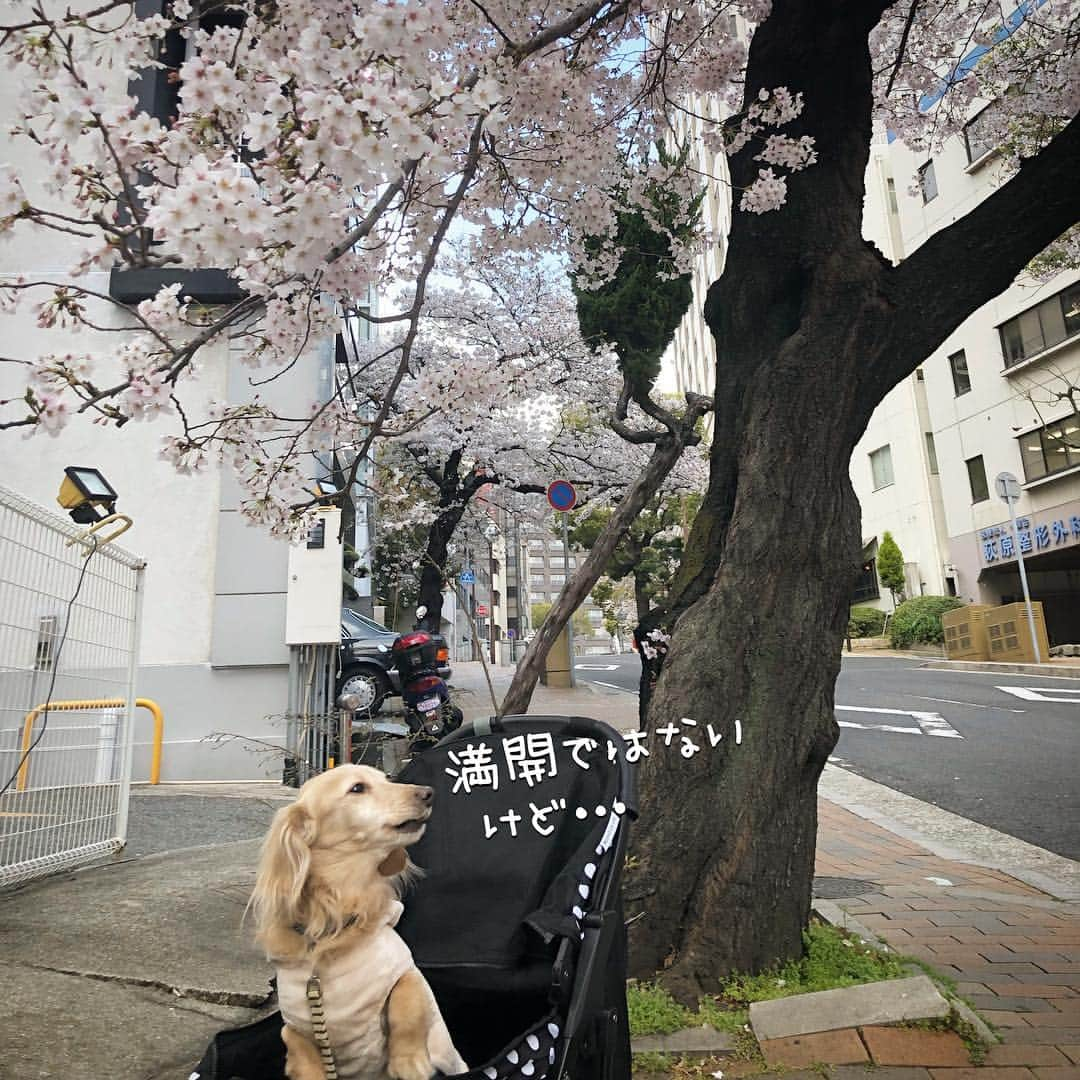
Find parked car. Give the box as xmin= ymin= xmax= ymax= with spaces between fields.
xmin=338 ymin=608 xmax=451 ymax=715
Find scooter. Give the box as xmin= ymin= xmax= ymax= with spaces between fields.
xmin=392 ymin=606 xmax=463 ymax=743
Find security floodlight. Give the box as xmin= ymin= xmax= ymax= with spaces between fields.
xmin=57 ymin=467 xmax=117 ymax=524
xmin=484 ymin=522 xmax=499 ymax=541
xmin=312 ymin=479 xmax=339 ymax=505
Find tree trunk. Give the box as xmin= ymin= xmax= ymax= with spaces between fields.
xmin=626 ymin=362 xmax=864 ymax=996
xmin=633 ymin=570 xmax=651 ymax=625
xmin=624 ymin=0 xmax=1080 ymax=996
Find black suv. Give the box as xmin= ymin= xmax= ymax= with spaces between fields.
xmin=338 ymin=609 xmax=451 ymax=715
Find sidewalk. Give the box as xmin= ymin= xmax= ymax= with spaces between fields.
xmin=816 ymin=777 xmax=1080 ymax=1077
xmin=1 ymin=674 xmax=1077 ymax=1079
xmin=844 ymin=647 xmax=1080 ymax=679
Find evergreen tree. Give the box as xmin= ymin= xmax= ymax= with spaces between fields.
xmin=877 ymin=532 xmax=906 ymax=606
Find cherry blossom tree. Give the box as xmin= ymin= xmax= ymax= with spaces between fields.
xmin=0 ymin=0 xmax=1078 ymax=989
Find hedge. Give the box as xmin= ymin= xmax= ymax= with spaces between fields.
xmin=889 ymin=595 xmax=964 ymax=648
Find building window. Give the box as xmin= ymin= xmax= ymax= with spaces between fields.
xmin=886 ymin=177 xmax=899 ymax=215
xmin=588 ymin=609 xmax=603 ymax=623
xmin=963 ymin=105 xmax=998 ymax=164
xmin=549 ymin=575 xmax=565 ymax=587
xmin=948 ymin=349 xmax=971 ymax=396
xmin=918 ymin=160 xmax=938 ymax=203
xmin=529 ymin=556 xmax=545 ymax=567
xmin=869 ymin=445 xmax=894 ymax=490
xmin=1017 ymin=416 xmax=1080 ymax=483
xmin=529 ymin=592 xmax=545 ymax=602
xmin=530 ymin=576 xmax=546 ymax=588
xmin=966 ymin=454 xmax=990 ymax=503
xmin=999 ymin=282 xmax=1080 ymax=368
xmin=925 ymin=432 xmax=939 ymax=475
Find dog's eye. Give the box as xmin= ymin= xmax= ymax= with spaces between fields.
xmin=349 ymin=782 xmax=367 ymax=794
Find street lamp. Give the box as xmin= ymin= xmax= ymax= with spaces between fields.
xmin=484 ymin=522 xmax=499 ymax=666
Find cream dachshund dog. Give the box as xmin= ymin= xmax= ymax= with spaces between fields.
xmin=250 ymin=764 xmax=468 ymax=1080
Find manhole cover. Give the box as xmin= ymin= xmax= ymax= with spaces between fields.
xmin=813 ymin=875 xmax=876 ymax=899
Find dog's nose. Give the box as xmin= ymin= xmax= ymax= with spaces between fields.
xmin=417 ymin=786 xmax=433 ymax=804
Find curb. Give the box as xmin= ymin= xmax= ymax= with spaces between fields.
xmin=920 ymin=658 xmax=1080 ymax=679
xmin=819 ymin=765 xmax=1080 ymax=901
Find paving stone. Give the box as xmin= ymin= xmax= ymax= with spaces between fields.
xmin=996 ymin=1029 xmax=1080 ymax=1045
xmin=968 ymin=996 xmax=1060 ymax=1013
xmin=1058 ymin=1047 xmax=1080 ymax=1065
xmin=1031 ymin=1069 xmax=1080 ymax=1080
xmin=982 ymin=985 xmax=1079 ymax=999
xmin=750 ymin=977 xmax=949 ymax=1041
xmin=759 ymin=1029 xmax=869 ymax=1067
xmin=988 ymin=1046 xmax=1071 ymax=1067
xmin=860 ymin=1026 xmax=971 ymax=1066
xmin=927 ymin=1069 xmax=1035 ymax=1080
xmin=831 ymin=1067 xmax=931 ymax=1080
xmin=982 ymin=1011 xmax=1034 ymax=1027
xmin=1025 ymin=1015 xmax=1080 ymax=1028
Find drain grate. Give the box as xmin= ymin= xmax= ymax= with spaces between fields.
xmin=813 ymin=875 xmax=876 ymax=899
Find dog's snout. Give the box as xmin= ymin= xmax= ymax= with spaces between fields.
xmin=416 ymin=786 xmax=433 ymax=805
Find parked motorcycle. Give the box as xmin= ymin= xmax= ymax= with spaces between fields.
xmin=392 ymin=606 xmax=463 ymax=743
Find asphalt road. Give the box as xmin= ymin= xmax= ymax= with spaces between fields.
xmin=573 ymin=652 xmax=1080 ymax=861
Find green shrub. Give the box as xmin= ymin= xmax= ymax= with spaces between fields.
xmin=848 ymin=606 xmax=886 ymax=638
xmin=889 ymin=595 xmax=964 ymax=648
xmin=720 ymin=923 xmax=906 ymax=1005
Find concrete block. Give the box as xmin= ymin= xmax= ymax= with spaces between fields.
xmin=749 ymin=976 xmax=950 ymax=1041
xmin=630 ymin=1025 xmax=734 ymax=1057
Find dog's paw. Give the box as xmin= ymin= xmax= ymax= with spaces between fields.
xmin=388 ymin=1048 xmax=434 ymax=1080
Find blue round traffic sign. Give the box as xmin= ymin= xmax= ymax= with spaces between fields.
xmin=547 ymin=480 xmax=577 ymax=512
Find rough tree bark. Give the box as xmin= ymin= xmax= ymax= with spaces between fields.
xmin=625 ymin=0 xmax=1080 ymax=998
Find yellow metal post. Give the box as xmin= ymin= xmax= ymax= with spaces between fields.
xmin=17 ymin=698 xmax=164 ymax=791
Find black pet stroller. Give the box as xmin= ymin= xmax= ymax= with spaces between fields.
xmin=193 ymin=714 xmax=636 ymax=1080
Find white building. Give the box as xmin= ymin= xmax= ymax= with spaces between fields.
xmin=662 ymin=91 xmax=1080 ymax=641
xmin=0 ymin=44 xmax=376 ymax=780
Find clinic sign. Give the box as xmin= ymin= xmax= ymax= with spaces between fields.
xmin=979 ymin=503 xmax=1080 ymax=566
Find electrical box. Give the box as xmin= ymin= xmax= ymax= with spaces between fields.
xmin=941 ymin=604 xmax=994 ymax=660
xmin=983 ymin=601 xmax=1050 ymax=663
xmin=285 ymin=508 xmax=343 ymax=645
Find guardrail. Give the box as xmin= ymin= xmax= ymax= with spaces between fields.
xmin=18 ymin=698 xmax=164 ymax=791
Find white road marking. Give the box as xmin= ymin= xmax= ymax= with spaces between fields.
xmin=836 ymin=705 xmax=963 ymax=738
xmin=838 ymin=719 xmax=922 ymax=735
xmin=997 ymin=685 xmax=1080 ymax=704
xmin=907 ymin=694 xmax=1026 ymax=714
xmin=589 ymin=680 xmax=638 ymax=694
xmin=575 ymin=664 xmax=620 ymax=670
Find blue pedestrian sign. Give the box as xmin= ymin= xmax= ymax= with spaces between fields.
xmin=459 ymin=568 xmax=475 ymax=585
xmin=546 ymin=479 xmax=577 ymax=512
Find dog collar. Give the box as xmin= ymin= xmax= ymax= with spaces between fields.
xmin=291 ymin=913 xmax=361 ymax=943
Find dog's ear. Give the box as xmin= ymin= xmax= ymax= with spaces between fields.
xmin=378 ymin=847 xmax=407 ymax=877
xmin=251 ymin=801 xmax=317 ymax=931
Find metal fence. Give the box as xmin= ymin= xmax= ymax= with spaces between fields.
xmin=0 ymin=484 xmax=145 ymax=887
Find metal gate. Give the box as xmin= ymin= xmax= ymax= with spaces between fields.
xmin=0 ymin=483 xmax=145 ymax=887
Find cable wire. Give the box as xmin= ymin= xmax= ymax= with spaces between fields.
xmin=0 ymin=535 xmax=100 ymax=797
